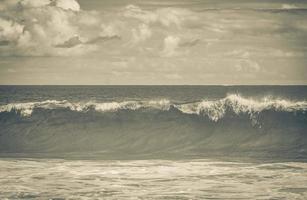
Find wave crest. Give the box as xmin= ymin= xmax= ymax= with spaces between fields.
xmin=1 ymin=94 xmax=306 ymax=121
xmin=176 ymin=94 xmax=307 ymax=121
xmin=0 ymin=99 xmax=171 ymax=117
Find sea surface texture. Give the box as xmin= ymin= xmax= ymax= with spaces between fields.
xmin=0 ymin=86 xmax=307 ymax=199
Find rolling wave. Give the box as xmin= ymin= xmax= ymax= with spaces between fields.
xmin=1 ymin=94 xmax=307 ymax=121
xmin=1 ymin=94 xmax=307 ymax=159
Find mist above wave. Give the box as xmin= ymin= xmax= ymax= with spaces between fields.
xmin=1 ymin=94 xmax=306 ymax=121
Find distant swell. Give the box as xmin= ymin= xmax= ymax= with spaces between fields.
xmin=0 ymin=94 xmax=307 ymax=159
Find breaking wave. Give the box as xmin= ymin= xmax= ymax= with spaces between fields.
xmin=1 ymin=94 xmax=307 ymax=121
xmin=1 ymin=94 xmax=307 ymax=159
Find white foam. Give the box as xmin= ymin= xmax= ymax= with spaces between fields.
xmin=0 ymin=99 xmax=171 ymax=117
xmin=0 ymin=100 xmax=70 ymax=116
xmin=1 ymin=95 xmax=306 ymax=120
xmin=176 ymin=94 xmax=307 ymax=121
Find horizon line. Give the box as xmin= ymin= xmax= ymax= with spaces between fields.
xmin=0 ymin=84 xmax=307 ymax=86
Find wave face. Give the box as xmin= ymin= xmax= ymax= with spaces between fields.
xmin=1 ymin=93 xmax=307 ymax=160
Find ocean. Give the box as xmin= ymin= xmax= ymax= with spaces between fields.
xmin=0 ymin=85 xmax=307 ymax=199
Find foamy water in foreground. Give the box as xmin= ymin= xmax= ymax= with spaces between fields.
xmin=0 ymin=159 xmax=307 ymax=199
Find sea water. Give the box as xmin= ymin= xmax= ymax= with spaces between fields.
xmin=0 ymin=85 xmax=307 ymax=199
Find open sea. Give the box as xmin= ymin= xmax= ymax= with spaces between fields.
xmin=0 ymin=85 xmax=307 ymax=199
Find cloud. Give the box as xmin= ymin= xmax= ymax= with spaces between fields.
xmin=162 ymin=36 xmax=180 ymax=57
xmin=55 ymin=0 xmax=80 ymax=11
xmin=281 ymin=4 xmax=298 ymax=9
xmin=0 ymin=0 xmax=103 ymax=56
xmin=100 ymin=24 xmax=120 ymax=38
xmin=86 ymin=35 xmax=120 ymax=45
xmin=17 ymin=0 xmax=80 ymax=11
xmin=179 ymin=38 xmax=200 ymax=47
xmin=55 ymin=35 xmax=82 ymax=48
xmin=0 ymin=1 xmax=202 ymax=57
xmin=1 ymin=1 xmax=306 ymax=64
xmin=161 ymin=36 xmax=201 ymax=57
xmin=131 ymin=23 xmax=152 ymax=43
xmin=0 ymin=18 xmax=24 ymax=43
xmin=20 ymin=0 xmax=51 ymax=8
xmin=1 ymin=1 xmax=307 ymax=85
xmin=123 ymin=4 xmax=194 ymax=27
xmin=235 ymin=59 xmax=260 ymax=72
xmin=1 ymin=0 xmax=80 ymax=11
xmin=225 ymin=49 xmax=260 ymax=72
xmin=226 ymin=50 xmax=250 ymax=59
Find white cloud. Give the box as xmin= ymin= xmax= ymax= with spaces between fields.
xmin=123 ymin=4 xmax=194 ymax=27
xmin=20 ymin=0 xmax=51 ymax=8
xmin=0 ymin=18 xmax=24 ymax=42
xmin=0 ymin=0 xmax=101 ymax=56
xmin=162 ymin=36 xmax=180 ymax=57
xmin=270 ymin=49 xmax=303 ymax=58
xmin=1 ymin=1 xmax=307 ymax=85
xmin=124 ymin=5 xmax=157 ymax=24
xmin=0 ymin=2 xmax=201 ymax=57
xmin=100 ymin=24 xmax=120 ymax=38
xmin=1 ymin=0 xmax=81 ymax=11
xmin=56 ymin=0 xmax=80 ymax=11
xmin=226 ymin=50 xmax=250 ymax=59
xmin=1 ymin=1 xmax=305 ymax=65
xmin=132 ymin=24 xmax=152 ymax=43
xmin=281 ymin=4 xmax=298 ymax=9
xmin=235 ymin=59 xmax=260 ymax=72
xmin=227 ymin=50 xmax=261 ymax=72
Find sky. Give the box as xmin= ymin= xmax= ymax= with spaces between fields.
xmin=0 ymin=0 xmax=307 ymax=85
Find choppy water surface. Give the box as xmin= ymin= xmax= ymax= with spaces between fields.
xmin=0 ymin=159 xmax=307 ymax=200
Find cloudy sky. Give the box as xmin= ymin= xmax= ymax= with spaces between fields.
xmin=0 ymin=0 xmax=307 ymax=85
